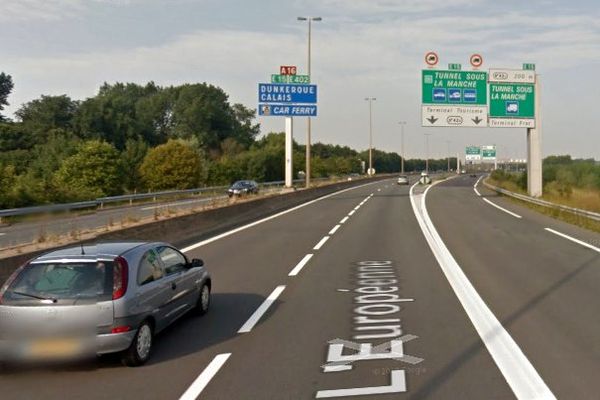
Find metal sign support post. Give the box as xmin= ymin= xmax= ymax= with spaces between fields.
xmin=527 ymin=76 xmax=542 ymax=197
xmin=285 ymin=117 xmax=294 ymax=188
xmin=456 ymin=152 xmax=460 ymax=174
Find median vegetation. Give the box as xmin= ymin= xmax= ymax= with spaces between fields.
xmin=489 ymin=155 xmax=600 ymax=213
xmin=0 ymin=72 xmax=453 ymax=209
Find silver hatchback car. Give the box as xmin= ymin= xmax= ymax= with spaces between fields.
xmin=0 ymin=242 xmax=211 ymax=366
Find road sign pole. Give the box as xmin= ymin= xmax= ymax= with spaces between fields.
xmin=399 ymin=121 xmax=406 ymax=174
xmin=285 ymin=117 xmax=294 ymax=188
xmin=305 ymin=18 xmax=313 ymax=188
xmin=527 ymin=75 xmax=543 ymax=197
xmin=456 ymin=152 xmax=460 ymax=175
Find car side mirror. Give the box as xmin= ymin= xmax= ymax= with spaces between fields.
xmin=190 ymin=258 xmax=204 ymax=268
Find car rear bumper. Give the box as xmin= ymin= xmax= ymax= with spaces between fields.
xmin=0 ymin=331 xmax=136 ymax=362
xmin=97 ymin=331 xmax=136 ymax=355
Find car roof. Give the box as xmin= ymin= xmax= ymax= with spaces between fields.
xmin=33 ymin=242 xmax=154 ymax=262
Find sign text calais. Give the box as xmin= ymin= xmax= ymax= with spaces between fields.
xmin=258 ymin=83 xmax=317 ymax=104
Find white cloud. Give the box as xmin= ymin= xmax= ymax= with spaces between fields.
xmin=2 ymin=3 xmax=600 ymax=157
xmin=0 ymin=0 xmax=138 ymax=21
xmin=302 ymin=0 xmax=485 ymax=14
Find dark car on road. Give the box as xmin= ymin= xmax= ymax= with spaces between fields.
xmin=227 ymin=180 xmax=259 ymax=197
xmin=0 ymin=242 xmax=211 ymax=367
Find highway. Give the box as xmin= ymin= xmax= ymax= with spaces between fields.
xmin=1 ymin=175 xmax=599 ymax=399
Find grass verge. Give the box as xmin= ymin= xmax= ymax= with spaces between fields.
xmin=485 ymin=178 xmax=600 ymax=234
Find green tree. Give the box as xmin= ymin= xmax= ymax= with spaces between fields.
xmin=139 ymin=140 xmax=203 ymax=191
xmin=120 ymin=138 xmax=149 ymax=191
xmin=0 ymin=164 xmax=17 ymax=208
xmin=0 ymin=73 xmax=14 ymax=122
xmin=54 ymin=140 xmax=122 ymax=200
xmin=0 ymin=122 xmax=35 ymax=152
xmin=15 ymin=95 xmax=78 ymax=141
xmin=74 ymin=82 xmax=162 ymax=150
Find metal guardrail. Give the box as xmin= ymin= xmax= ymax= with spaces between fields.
xmin=0 ymin=201 xmax=100 ymax=218
xmin=483 ymin=179 xmax=600 ymax=222
xmin=0 ymin=176 xmax=339 ymax=219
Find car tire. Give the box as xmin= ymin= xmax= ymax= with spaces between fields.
xmin=194 ymin=284 xmax=211 ymax=316
xmin=121 ymin=321 xmax=153 ymax=367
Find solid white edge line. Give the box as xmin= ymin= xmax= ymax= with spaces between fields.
xmin=313 ymin=236 xmax=330 ymax=250
xmin=339 ymin=216 xmax=349 ymax=224
xmin=289 ymin=254 xmax=314 ymax=276
xmin=178 ymin=353 xmax=231 ymax=400
xmin=329 ymin=225 xmax=341 ymax=235
xmin=238 ymin=285 xmax=286 ymax=333
xmin=473 ymin=176 xmax=484 ymax=196
xmin=544 ymin=228 xmax=600 ymax=253
xmin=181 ymin=180 xmax=384 ymax=253
xmin=409 ymin=181 xmax=555 ymax=400
xmin=482 ymin=198 xmax=522 ymax=219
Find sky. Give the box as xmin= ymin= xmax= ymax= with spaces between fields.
xmin=1 ymin=0 xmax=599 ymax=160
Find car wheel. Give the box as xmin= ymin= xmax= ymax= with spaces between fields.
xmin=194 ymin=284 xmax=211 ymax=316
xmin=121 ymin=321 xmax=153 ymax=367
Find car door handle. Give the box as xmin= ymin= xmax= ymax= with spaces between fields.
xmin=171 ymin=283 xmax=177 ymax=290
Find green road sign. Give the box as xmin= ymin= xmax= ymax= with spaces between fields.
xmin=481 ymin=146 xmax=496 ymax=159
xmin=448 ymin=63 xmax=461 ymax=70
xmin=271 ymin=74 xmax=310 ymax=84
xmin=422 ymin=69 xmax=487 ymax=105
xmin=523 ymin=63 xmax=536 ymax=71
xmin=466 ymin=146 xmax=480 ymax=155
xmin=489 ymin=83 xmax=535 ymax=118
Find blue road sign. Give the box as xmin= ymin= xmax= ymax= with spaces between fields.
xmin=448 ymin=89 xmax=461 ymax=103
xmin=463 ymin=89 xmax=477 ymax=103
xmin=506 ymin=101 xmax=519 ymax=115
xmin=432 ymin=88 xmax=446 ymax=102
xmin=258 ymin=83 xmax=317 ymax=104
xmin=258 ymin=104 xmax=317 ymax=117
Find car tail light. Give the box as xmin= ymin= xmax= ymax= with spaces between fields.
xmin=0 ymin=262 xmax=28 ymax=305
xmin=111 ymin=326 xmax=131 ymax=334
xmin=112 ymin=256 xmax=129 ymax=300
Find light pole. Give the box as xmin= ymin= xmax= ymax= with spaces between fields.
xmin=297 ymin=16 xmax=322 ymax=188
xmin=424 ymin=133 xmax=432 ymax=174
xmin=365 ymin=97 xmax=376 ymax=175
xmin=398 ymin=121 xmax=406 ymax=174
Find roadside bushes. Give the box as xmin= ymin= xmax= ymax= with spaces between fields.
xmin=139 ymin=140 xmax=203 ymax=191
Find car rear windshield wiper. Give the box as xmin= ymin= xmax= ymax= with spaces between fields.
xmin=11 ymin=291 xmax=57 ymax=302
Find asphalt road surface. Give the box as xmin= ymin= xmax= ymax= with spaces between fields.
xmin=1 ymin=175 xmax=599 ymax=399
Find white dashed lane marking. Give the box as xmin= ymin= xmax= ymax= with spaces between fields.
xmin=289 ymin=254 xmax=314 ymax=276
xmin=313 ymin=236 xmax=330 ymax=250
xmin=238 ymin=286 xmax=286 ymax=333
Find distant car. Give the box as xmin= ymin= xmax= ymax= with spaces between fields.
xmin=347 ymin=173 xmax=360 ymax=181
xmin=396 ymin=176 xmax=409 ymax=185
xmin=0 ymin=242 xmax=211 ymax=366
xmin=470 ymin=173 xmax=477 ymax=178
xmin=227 ymin=180 xmax=259 ymax=197
xmin=461 ymin=169 xmax=466 ymax=174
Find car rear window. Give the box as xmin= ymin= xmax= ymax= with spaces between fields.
xmin=2 ymin=261 xmax=114 ymax=304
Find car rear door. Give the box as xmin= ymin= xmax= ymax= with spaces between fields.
xmin=156 ymin=246 xmax=196 ymax=323
xmin=131 ymin=248 xmax=176 ymax=332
